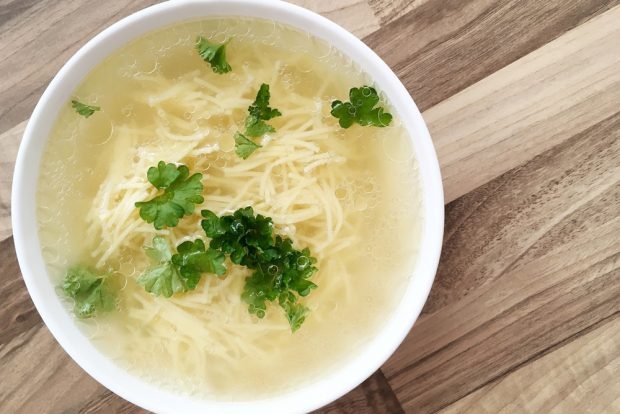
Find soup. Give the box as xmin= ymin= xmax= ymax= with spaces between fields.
xmin=37 ymin=18 xmax=421 ymax=398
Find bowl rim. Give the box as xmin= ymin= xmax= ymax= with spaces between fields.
xmin=11 ymin=1 xmax=444 ymax=413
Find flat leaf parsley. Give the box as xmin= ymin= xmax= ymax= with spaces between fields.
xmin=234 ymin=83 xmax=282 ymax=159
xmin=331 ymin=86 xmax=392 ymax=128
xmin=245 ymin=83 xmax=282 ymax=137
xmin=138 ymin=236 xmax=225 ymax=297
xmin=63 ymin=266 xmax=116 ymax=318
xmin=234 ymin=132 xmax=261 ymax=160
xmin=196 ymin=36 xmax=232 ymax=74
xmin=71 ymin=100 xmax=100 ymax=118
xmin=172 ymin=239 xmax=226 ymax=289
xmin=138 ymin=236 xmax=186 ymax=297
xmin=135 ymin=161 xmax=204 ymax=230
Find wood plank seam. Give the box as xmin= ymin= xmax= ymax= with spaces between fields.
xmin=435 ymin=312 xmax=620 ymax=413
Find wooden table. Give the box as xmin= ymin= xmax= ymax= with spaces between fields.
xmin=1 ymin=1 xmax=618 ymax=413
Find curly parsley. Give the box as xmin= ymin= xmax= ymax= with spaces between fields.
xmin=331 ymin=86 xmax=392 ymax=128
xmin=201 ymin=207 xmax=318 ymax=331
xmin=135 ymin=162 xmax=204 ymax=230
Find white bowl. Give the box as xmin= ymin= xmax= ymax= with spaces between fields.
xmin=12 ymin=1 xmax=444 ymax=413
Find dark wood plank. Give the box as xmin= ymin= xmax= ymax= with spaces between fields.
xmin=363 ymin=0 xmax=619 ymax=111
xmin=382 ymin=110 xmax=620 ymax=412
xmin=438 ymin=315 xmax=620 ymax=413
xmin=316 ymin=370 xmax=404 ymax=414
xmin=0 ymin=237 xmax=40 ymax=346
xmin=78 ymin=391 xmax=149 ymax=414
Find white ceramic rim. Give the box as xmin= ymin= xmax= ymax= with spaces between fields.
xmin=11 ymin=1 xmax=444 ymax=413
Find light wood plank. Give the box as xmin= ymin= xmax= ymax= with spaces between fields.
xmin=438 ymin=317 xmax=620 ymax=414
xmin=363 ymin=0 xmax=618 ymax=111
xmin=367 ymin=0 xmax=429 ymax=24
xmin=382 ymin=110 xmax=620 ymax=412
xmin=428 ymin=4 xmax=620 ymax=202
xmin=289 ymin=0 xmax=380 ymax=38
xmin=0 ymin=121 xmax=24 ymax=241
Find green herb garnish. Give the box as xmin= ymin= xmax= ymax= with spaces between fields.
xmin=63 ymin=266 xmax=116 ymax=318
xmin=71 ymin=100 xmax=100 ymax=118
xmin=196 ymin=36 xmax=232 ymax=74
xmin=242 ymin=236 xmax=317 ymax=331
xmin=135 ymin=161 xmax=204 ymax=230
xmin=201 ymin=207 xmax=274 ymax=268
xmin=234 ymin=83 xmax=282 ymax=159
xmin=172 ymin=239 xmax=226 ymax=289
xmin=201 ymin=207 xmax=318 ymax=331
xmin=234 ymin=132 xmax=261 ymax=159
xmin=330 ymin=86 xmax=392 ymax=128
xmin=244 ymin=83 xmax=282 ymax=137
xmin=138 ymin=236 xmax=225 ymax=297
xmin=138 ymin=236 xmax=187 ymax=297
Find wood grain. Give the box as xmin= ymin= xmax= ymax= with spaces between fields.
xmin=368 ymin=0 xmax=429 ymax=24
xmin=0 ymin=322 xmax=148 ymax=414
xmin=382 ymin=109 xmax=620 ymax=412
xmin=363 ymin=0 xmax=618 ymax=111
xmin=290 ymin=0 xmax=380 ymax=37
xmin=0 ymin=121 xmax=23 ymax=241
xmin=438 ymin=316 xmax=620 ymax=414
xmin=428 ymin=3 xmax=620 ymax=202
xmin=0 ymin=237 xmax=40 ymax=347
xmin=318 ymin=371 xmax=404 ymax=414
xmin=1 ymin=0 xmax=619 ymax=413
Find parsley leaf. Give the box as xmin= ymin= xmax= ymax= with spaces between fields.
xmin=234 ymin=132 xmax=261 ymax=159
xmin=196 ymin=36 xmax=232 ymax=74
xmin=135 ymin=161 xmax=204 ymax=229
xmin=71 ymin=100 xmax=100 ymax=118
xmin=146 ymin=161 xmax=182 ymax=188
xmin=172 ymin=239 xmax=226 ymax=289
xmin=330 ymin=86 xmax=392 ymax=128
xmin=201 ymin=207 xmax=274 ymax=268
xmin=201 ymin=207 xmax=318 ymax=331
xmin=244 ymin=115 xmax=274 ymax=137
xmin=241 ymin=237 xmax=317 ymax=332
xmin=234 ymin=84 xmax=282 ymax=159
xmin=280 ymin=294 xmax=309 ymax=333
xmin=138 ymin=237 xmax=225 ymax=297
xmin=248 ymin=83 xmax=282 ymax=123
xmin=244 ymin=83 xmax=282 ymax=137
xmin=63 ymin=266 xmax=116 ymax=318
xmin=138 ymin=236 xmax=188 ymax=297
